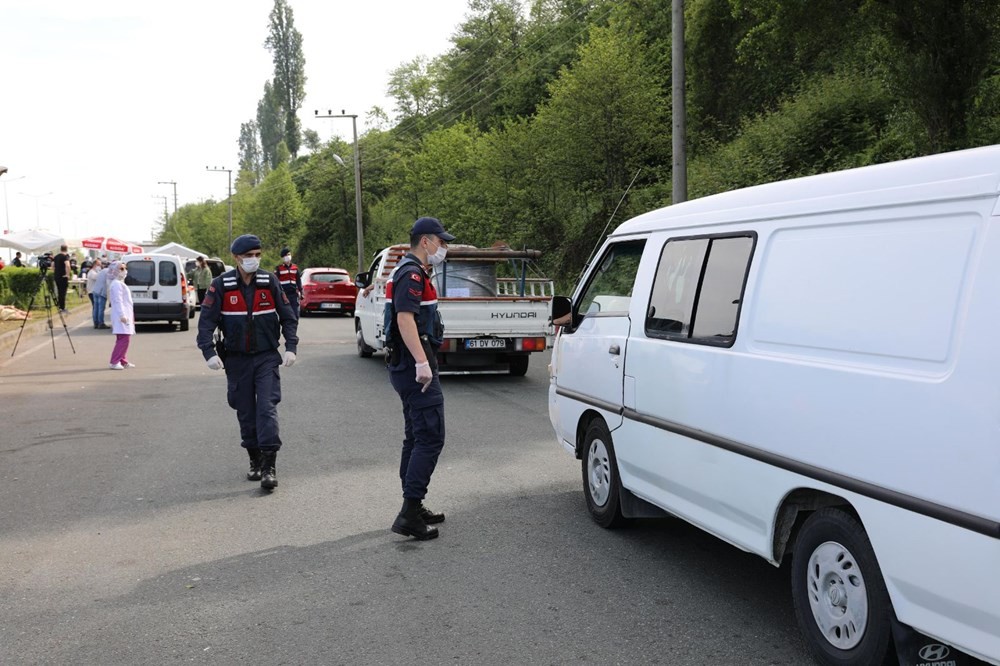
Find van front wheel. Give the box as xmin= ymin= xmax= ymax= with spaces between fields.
xmin=581 ymin=420 xmax=625 ymax=528
xmin=791 ymin=508 xmax=893 ymax=666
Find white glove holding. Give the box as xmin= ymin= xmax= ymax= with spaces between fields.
xmin=283 ymin=351 xmax=296 ymax=367
xmin=415 ymin=361 xmax=433 ymax=393
xmin=206 ymin=355 xmax=224 ymax=371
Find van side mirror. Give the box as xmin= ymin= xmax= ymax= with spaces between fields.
xmin=355 ymin=271 xmax=370 ymax=289
xmin=551 ymin=295 xmax=572 ymax=324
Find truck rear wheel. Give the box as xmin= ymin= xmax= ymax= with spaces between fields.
xmin=508 ymin=354 xmax=529 ymax=376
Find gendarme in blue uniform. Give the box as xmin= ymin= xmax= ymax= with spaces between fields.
xmin=388 ymin=252 xmax=445 ymax=500
xmin=197 ymin=267 xmax=298 ymax=453
xmin=275 ymin=247 xmax=302 ymax=316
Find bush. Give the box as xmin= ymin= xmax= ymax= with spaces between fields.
xmin=0 ymin=268 xmax=50 ymax=309
xmin=689 ymin=73 xmax=898 ymax=197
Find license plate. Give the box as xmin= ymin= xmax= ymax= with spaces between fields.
xmin=465 ymin=338 xmax=507 ymax=350
xmin=320 ymin=303 xmax=341 ymax=309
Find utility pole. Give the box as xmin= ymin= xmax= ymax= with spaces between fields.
xmin=672 ymin=0 xmax=688 ymax=204
xmin=157 ymin=180 xmax=178 ymax=215
xmin=314 ymin=109 xmax=364 ymax=273
xmin=206 ymin=167 xmax=233 ymax=249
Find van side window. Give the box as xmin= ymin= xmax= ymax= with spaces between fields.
xmin=577 ymin=240 xmax=646 ymax=317
xmin=646 ymin=234 xmax=754 ymax=344
xmin=159 ymin=260 xmax=178 ymax=286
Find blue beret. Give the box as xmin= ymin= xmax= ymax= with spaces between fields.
xmin=410 ymin=216 xmax=455 ymax=242
xmin=230 ymin=234 xmax=262 ymax=255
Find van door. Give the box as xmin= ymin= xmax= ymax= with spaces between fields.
xmin=355 ymin=252 xmax=385 ymax=347
xmin=158 ymin=258 xmax=179 ymax=303
xmin=554 ymin=240 xmax=646 ymax=439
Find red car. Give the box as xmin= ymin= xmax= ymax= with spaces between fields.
xmin=299 ymin=267 xmax=357 ymax=316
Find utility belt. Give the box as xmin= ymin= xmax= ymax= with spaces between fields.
xmin=387 ymin=334 xmax=438 ymax=373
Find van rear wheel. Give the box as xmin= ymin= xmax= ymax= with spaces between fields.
xmin=581 ymin=420 xmax=625 ymax=528
xmin=179 ymin=317 xmax=189 ymax=332
xmin=791 ymin=508 xmax=893 ymax=666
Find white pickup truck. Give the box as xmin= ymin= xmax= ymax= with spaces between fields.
xmin=354 ymin=244 xmax=554 ymax=376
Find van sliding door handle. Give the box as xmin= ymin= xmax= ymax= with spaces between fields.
xmin=609 ymin=344 xmax=620 ymax=355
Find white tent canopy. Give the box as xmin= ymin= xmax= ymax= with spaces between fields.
xmin=147 ymin=242 xmax=208 ymax=259
xmin=0 ymin=229 xmax=65 ymax=253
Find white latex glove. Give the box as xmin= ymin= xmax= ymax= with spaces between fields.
xmin=283 ymin=351 xmax=296 ymax=367
xmin=206 ymin=355 xmax=224 ymax=371
xmin=415 ymin=361 xmax=433 ymax=393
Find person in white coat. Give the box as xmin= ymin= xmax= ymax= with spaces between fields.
xmin=107 ymin=261 xmax=136 ymax=370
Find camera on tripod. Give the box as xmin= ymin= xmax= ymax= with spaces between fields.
xmin=37 ymin=252 xmax=53 ymax=273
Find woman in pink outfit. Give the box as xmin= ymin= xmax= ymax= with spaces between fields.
xmin=107 ymin=261 xmax=136 ymax=370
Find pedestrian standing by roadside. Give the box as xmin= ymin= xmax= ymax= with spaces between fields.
xmin=107 ymin=261 xmax=135 ymax=369
xmin=192 ymin=256 xmax=212 ymax=305
xmin=53 ymin=244 xmax=71 ymax=313
xmin=385 ymin=217 xmax=454 ymax=540
xmin=196 ymin=234 xmax=299 ymax=491
xmin=275 ymin=247 xmax=302 ymax=317
xmin=86 ymin=258 xmax=109 ymax=329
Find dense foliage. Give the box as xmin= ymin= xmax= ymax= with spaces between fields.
xmin=156 ymin=0 xmax=1000 ymax=287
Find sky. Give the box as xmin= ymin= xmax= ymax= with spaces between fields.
xmin=0 ymin=0 xmax=470 ymax=251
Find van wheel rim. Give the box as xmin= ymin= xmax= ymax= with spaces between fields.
xmin=807 ymin=541 xmax=868 ymax=650
xmin=586 ymin=438 xmax=611 ymax=507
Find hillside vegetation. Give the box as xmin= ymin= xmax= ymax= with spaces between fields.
xmin=156 ymin=0 xmax=1000 ymax=287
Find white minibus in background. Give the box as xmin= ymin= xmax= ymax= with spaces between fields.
xmin=549 ymin=145 xmax=1000 ymax=665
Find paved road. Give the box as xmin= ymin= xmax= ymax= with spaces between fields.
xmin=0 ymin=312 xmax=812 ymax=665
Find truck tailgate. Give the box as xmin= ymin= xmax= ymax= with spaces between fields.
xmin=439 ymin=299 xmax=551 ymax=337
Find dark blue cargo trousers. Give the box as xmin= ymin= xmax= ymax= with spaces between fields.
xmin=225 ymin=349 xmax=283 ymax=451
xmin=389 ymin=364 xmax=445 ymax=500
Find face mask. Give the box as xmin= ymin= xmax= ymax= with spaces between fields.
xmin=283 ymin=256 xmax=292 ymax=264
xmin=241 ymin=257 xmax=260 ymax=273
xmin=116 ymin=271 xmax=127 ymax=281
xmin=427 ymin=242 xmax=448 ymax=266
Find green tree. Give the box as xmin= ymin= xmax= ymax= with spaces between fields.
xmin=246 ymin=164 xmax=304 ymax=253
xmin=863 ymin=0 xmax=1000 ymax=151
xmin=264 ymin=0 xmax=307 ymax=157
xmin=238 ymin=120 xmax=263 ymax=186
xmin=257 ymin=80 xmax=284 ymax=170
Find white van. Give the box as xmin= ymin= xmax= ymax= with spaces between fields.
xmin=120 ymin=253 xmax=195 ymax=331
xmin=549 ymin=146 xmax=1000 ymax=665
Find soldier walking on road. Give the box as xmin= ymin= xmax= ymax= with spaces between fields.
xmin=196 ymin=234 xmax=299 ymax=491
xmin=275 ymin=247 xmax=302 ymax=317
xmin=386 ymin=217 xmax=454 ymax=540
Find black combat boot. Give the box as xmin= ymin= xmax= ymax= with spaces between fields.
xmin=418 ymin=502 xmax=445 ymax=524
xmin=260 ymin=450 xmax=278 ymax=490
xmin=246 ymin=448 xmax=262 ymax=481
xmin=391 ymin=498 xmax=439 ymax=540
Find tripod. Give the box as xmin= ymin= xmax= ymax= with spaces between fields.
xmin=10 ymin=269 xmax=76 ymax=358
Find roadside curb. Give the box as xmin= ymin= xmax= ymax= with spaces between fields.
xmin=0 ymin=305 xmax=89 ymax=357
